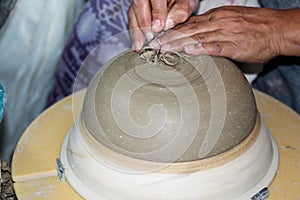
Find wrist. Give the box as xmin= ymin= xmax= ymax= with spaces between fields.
xmin=277 ymin=9 xmax=300 ymax=57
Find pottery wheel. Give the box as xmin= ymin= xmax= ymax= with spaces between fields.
xmin=11 ymin=90 xmax=300 ymax=199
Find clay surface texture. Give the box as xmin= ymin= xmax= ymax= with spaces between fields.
xmin=82 ymin=50 xmax=257 ymax=162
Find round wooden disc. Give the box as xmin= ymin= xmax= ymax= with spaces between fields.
xmin=11 ymin=90 xmax=300 ymax=199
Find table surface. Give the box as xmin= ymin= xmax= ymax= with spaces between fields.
xmin=11 ymin=90 xmax=300 ymax=200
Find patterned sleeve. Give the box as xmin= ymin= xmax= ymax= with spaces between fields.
xmin=47 ymin=0 xmax=132 ymax=106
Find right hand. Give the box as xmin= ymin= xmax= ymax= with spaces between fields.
xmin=157 ymin=6 xmax=300 ymax=63
xmin=128 ymin=0 xmax=199 ymax=51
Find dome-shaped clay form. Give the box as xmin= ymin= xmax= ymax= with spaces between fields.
xmin=81 ymin=50 xmax=257 ymax=162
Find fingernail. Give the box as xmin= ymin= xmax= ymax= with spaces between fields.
xmin=185 ymin=43 xmax=203 ymax=54
xmin=165 ymin=17 xmax=174 ymax=30
xmin=152 ymin=19 xmax=162 ymax=32
xmin=161 ymin=44 xmax=171 ymax=52
xmin=184 ymin=44 xmax=195 ymax=53
xmin=133 ymin=41 xmax=143 ymax=51
xmin=146 ymin=32 xmax=154 ymax=41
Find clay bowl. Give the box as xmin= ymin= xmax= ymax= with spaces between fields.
xmin=60 ymin=50 xmax=278 ymax=200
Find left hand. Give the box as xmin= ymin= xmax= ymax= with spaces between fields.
xmin=128 ymin=0 xmax=199 ymax=51
xmin=156 ymin=6 xmax=285 ymax=63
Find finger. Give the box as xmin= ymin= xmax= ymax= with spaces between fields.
xmin=159 ymin=21 xmax=219 ymax=45
xmin=190 ymin=31 xmax=229 ymax=44
xmin=160 ymin=37 xmax=198 ymax=53
xmin=128 ymin=7 xmax=147 ymax=51
xmin=185 ymin=41 xmax=237 ymax=59
xmin=159 ymin=30 xmax=229 ymax=52
xmin=130 ymin=29 xmax=146 ymax=52
xmin=184 ymin=42 xmax=207 ymax=55
xmin=188 ymin=14 xmax=211 ymax=24
xmin=164 ymin=0 xmax=200 ymax=30
xmin=158 ymin=29 xmax=191 ymax=46
xmin=201 ymin=42 xmax=265 ymax=63
xmin=132 ymin=0 xmax=154 ymax=39
xmin=151 ymin=0 xmax=168 ymax=32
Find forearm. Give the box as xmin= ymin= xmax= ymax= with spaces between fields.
xmin=278 ymin=8 xmax=300 ymax=57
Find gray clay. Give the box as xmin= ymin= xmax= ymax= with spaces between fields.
xmin=81 ymin=50 xmax=257 ymax=163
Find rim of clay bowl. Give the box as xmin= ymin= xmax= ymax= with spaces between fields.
xmin=60 ymin=113 xmax=278 ymax=200
xmin=77 ymin=112 xmax=260 ymax=174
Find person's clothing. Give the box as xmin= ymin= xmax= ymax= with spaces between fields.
xmin=252 ymin=0 xmax=300 ymax=114
xmin=47 ymin=0 xmax=132 ymax=106
xmin=259 ymin=0 xmax=300 ymax=9
xmin=253 ymin=57 xmax=300 ymax=113
xmin=196 ymin=0 xmax=260 ymax=14
xmin=0 ymin=84 xmax=4 ymax=123
xmin=0 ymin=0 xmax=84 ymax=163
xmin=0 ymin=0 xmax=16 ymax=29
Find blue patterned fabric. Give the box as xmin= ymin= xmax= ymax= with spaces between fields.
xmin=0 ymin=84 xmax=5 ymax=122
xmin=253 ymin=57 xmax=300 ymax=113
xmin=259 ymin=0 xmax=300 ymax=9
xmin=47 ymin=0 xmax=131 ymax=106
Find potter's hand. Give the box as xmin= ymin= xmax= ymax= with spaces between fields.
xmin=157 ymin=6 xmax=300 ymax=63
xmin=128 ymin=0 xmax=199 ymax=51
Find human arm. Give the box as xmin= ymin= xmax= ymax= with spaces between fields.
xmin=157 ymin=6 xmax=300 ymax=63
xmin=128 ymin=0 xmax=199 ymax=51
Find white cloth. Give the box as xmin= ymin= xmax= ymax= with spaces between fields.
xmin=198 ymin=0 xmax=260 ymax=14
xmin=0 ymin=0 xmax=84 ymax=163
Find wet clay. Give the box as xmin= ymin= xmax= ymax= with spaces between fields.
xmin=81 ymin=50 xmax=257 ymax=162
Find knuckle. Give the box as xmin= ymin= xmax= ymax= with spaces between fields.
xmin=176 ymin=8 xmax=191 ymax=22
xmin=188 ymin=16 xmax=197 ymax=22
xmin=152 ymin=10 xmax=165 ymax=16
xmin=132 ymin=0 xmax=139 ymax=5
xmin=184 ymin=23 xmax=198 ymax=33
xmin=190 ymin=0 xmax=200 ymax=11
xmin=212 ymin=43 xmax=223 ymax=54
xmin=208 ymin=8 xmax=236 ymax=20
xmin=193 ymin=34 xmax=206 ymax=42
xmin=128 ymin=6 xmax=134 ymax=16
